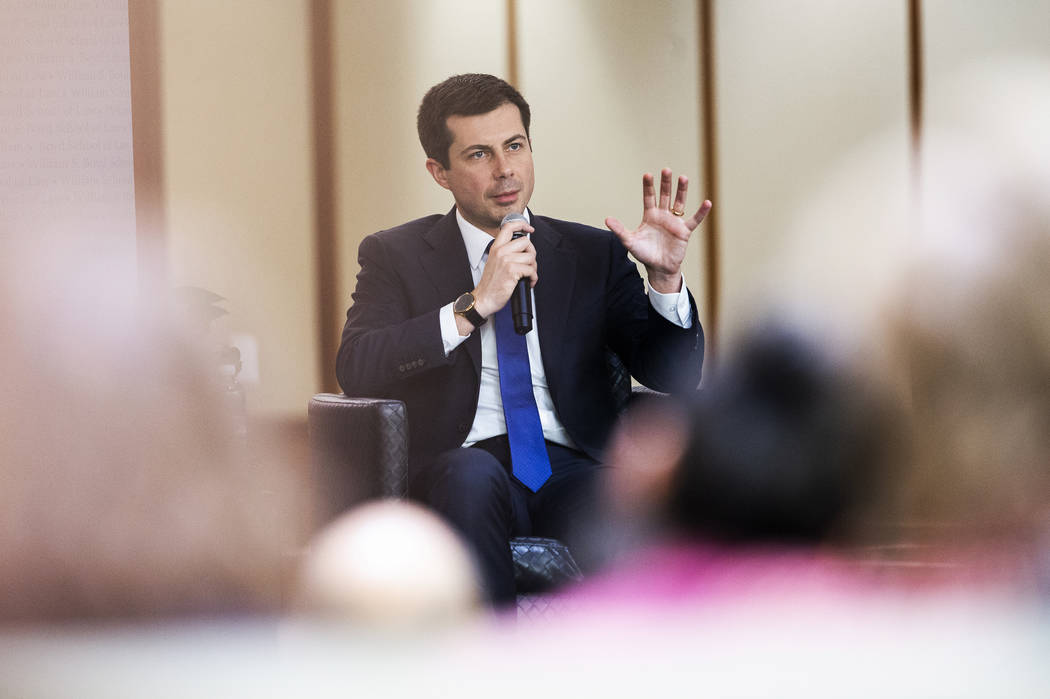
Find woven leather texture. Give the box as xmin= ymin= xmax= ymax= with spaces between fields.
xmin=373 ymin=400 xmax=409 ymax=497
xmin=516 ymin=592 xmax=579 ymax=620
xmin=510 ymin=536 xmax=583 ymax=594
xmin=605 ymin=348 xmax=631 ymax=414
xmin=308 ymin=394 xmax=409 ymax=523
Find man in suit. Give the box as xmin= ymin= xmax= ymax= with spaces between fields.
xmin=337 ymin=73 xmax=710 ymax=605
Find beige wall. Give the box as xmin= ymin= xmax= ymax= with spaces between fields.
xmin=517 ymin=0 xmax=708 ymax=328
xmin=713 ymin=0 xmax=910 ymax=342
xmin=331 ymin=0 xmax=509 ymax=331
xmin=924 ymin=0 xmax=1050 ymax=126
xmin=160 ymin=0 xmax=317 ymax=417
xmin=155 ymin=0 xmax=1050 ymax=416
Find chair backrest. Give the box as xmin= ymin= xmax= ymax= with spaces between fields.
xmin=605 ymin=348 xmax=632 ymax=414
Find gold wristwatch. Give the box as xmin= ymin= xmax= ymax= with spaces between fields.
xmin=453 ymin=291 xmax=486 ymax=327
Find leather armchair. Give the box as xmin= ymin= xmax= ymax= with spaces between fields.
xmin=308 ymin=351 xmax=635 ymax=615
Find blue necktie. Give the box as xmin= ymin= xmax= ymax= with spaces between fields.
xmin=493 ymin=292 xmax=552 ymax=492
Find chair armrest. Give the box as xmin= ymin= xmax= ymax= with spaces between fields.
xmin=308 ymin=393 xmax=409 ymax=524
xmin=630 ymin=385 xmax=667 ymax=399
xmin=510 ymin=537 xmax=583 ymax=593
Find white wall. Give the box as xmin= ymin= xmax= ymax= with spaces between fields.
xmin=0 ymin=0 xmax=136 ymax=282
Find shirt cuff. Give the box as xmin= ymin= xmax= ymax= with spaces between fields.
xmin=440 ymin=302 xmax=471 ymax=355
xmin=647 ymin=275 xmax=693 ymax=328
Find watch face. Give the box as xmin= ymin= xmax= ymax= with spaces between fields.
xmin=454 ymin=293 xmax=475 ymax=314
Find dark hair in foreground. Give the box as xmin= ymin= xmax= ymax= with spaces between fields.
xmin=417 ymin=73 xmax=531 ymax=169
xmin=668 ymin=324 xmax=892 ymax=545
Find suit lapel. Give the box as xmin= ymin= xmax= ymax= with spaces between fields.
xmin=420 ymin=208 xmax=482 ymax=373
xmin=530 ymin=215 xmax=576 ymax=389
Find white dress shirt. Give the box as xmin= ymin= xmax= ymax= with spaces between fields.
xmin=439 ymin=208 xmax=692 ymax=448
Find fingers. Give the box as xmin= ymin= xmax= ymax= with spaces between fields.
xmin=504 ymin=251 xmax=538 ymax=293
xmin=490 ymin=234 xmax=537 ymax=280
xmin=672 ymin=175 xmax=688 ymax=214
xmin=494 ymin=218 xmax=533 ymax=246
xmin=683 ymin=199 xmax=713 ymax=230
xmin=605 ymin=217 xmax=632 ymax=249
xmin=644 ymin=169 xmax=691 ymax=215
xmin=658 ymin=168 xmax=673 ymax=210
xmin=642 ymin=173 xmax=656 ymax=211
xmin=475 ymin=235 xmax=537 ymax=316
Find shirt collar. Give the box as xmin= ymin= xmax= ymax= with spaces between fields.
xmin=455 ymin=207 xmax=532 ymax=271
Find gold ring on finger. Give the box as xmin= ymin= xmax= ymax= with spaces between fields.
xmin=671 ymin=207 xmax=685 ymax=217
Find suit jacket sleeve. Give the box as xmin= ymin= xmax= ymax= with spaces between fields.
xmin=336 ymin=232 xmax=453 ymax=397
xmin=603 ymin=233 xmax=704 ymax=393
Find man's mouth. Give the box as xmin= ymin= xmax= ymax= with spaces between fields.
xmin=492 ymin=190 xmax=519 ymax=205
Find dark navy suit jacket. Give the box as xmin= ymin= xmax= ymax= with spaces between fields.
xmin=336 ymin=207 xmax=704 ymax=481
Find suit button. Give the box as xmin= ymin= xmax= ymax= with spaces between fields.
xmin=398 ymin=364 xmax=405 ymax=372
xmin=418 ymin=358 xmax=426 ymax=367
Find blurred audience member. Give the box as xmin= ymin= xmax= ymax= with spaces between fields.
xmin=869 ymin=144 xmax=1050 ymax=587
xmin=665 ymin=325 xmax=891 ymax=547
xmin=296 ymin=500 xmax=482 ymax=629
xmin=572 ymin=323 xmax=897 ymax=608
xmin=0 ymin=241 xmax=301 ymax=623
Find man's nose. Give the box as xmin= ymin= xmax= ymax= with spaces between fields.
xmin=492 ymin=152 xmax=513 ymax=178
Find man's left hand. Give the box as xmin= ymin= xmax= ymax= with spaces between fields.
xmin=605 ymin=168 xmax=713 ymax=294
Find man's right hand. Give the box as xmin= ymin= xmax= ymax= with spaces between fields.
xmin=472 ymin=216 xmax=537 ymax=319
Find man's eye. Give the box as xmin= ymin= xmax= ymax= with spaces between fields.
xmin=508 ymin=142 xmax=521 ymax=151
xmin=469 ymin=151 xmax=486 ymax=159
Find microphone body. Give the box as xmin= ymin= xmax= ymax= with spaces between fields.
xmin=500 ymin=212 xmax=533 ymax=335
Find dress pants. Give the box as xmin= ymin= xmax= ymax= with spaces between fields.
xmin=409 ymin=435 xmax=606 ymax=607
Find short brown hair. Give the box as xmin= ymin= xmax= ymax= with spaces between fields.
xmin=417 ymin=73 xmax=531 ymax=169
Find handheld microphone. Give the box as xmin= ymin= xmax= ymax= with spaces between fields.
xmin=500 ymin=212 xmax=533 ymax=335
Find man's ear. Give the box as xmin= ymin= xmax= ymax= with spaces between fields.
xmin=425 ymin=158 xmax=450 ymax=190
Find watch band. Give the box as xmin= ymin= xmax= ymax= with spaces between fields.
xmin=459 ymin=304 xmax=485 ymax=328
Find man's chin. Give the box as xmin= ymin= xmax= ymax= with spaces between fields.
xmin=493 ymin=199 xmax=526 ymax=218
xmin=488 ymin=206 xmax=518 ymax=226
xmin=458 ymin=202 xmax=525 ymax=232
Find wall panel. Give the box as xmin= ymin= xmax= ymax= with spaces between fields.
xmin=714 ymin=1 xmax=909 ymax=344
xmin=161 ymin=0 xmax=317 ymax=417
xmin=924 ymin=0 xmax=1050 ymax=126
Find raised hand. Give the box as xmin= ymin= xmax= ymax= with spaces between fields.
xmin=605 ymin=168 xmax=712 ymax=293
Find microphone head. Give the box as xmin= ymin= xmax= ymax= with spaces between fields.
xmin=500 ymin=212 xmax=527 ymax=227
